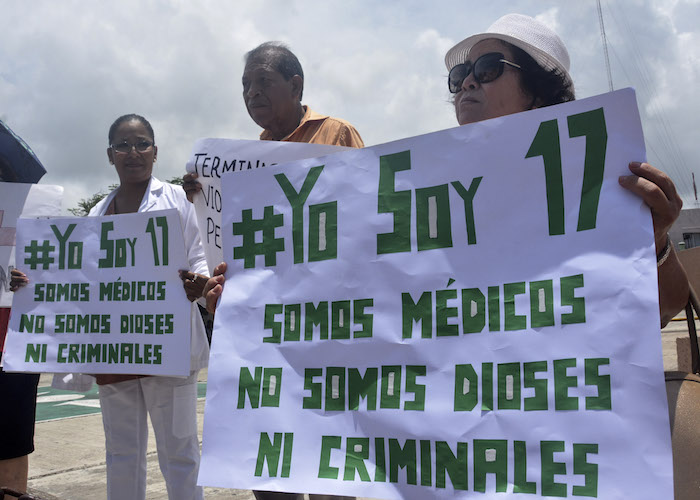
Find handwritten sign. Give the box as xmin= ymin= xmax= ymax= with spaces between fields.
xmin=199 ymin=89 xmax=672 ymax=498
xmin=3 ymin=209 xmax=192 ymax=376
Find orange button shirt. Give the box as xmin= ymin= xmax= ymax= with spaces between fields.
xmin=260 ymin=106 xmax=364 ymax=148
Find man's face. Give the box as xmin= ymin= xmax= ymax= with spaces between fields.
xmin=242 ymin=60 xmax=300 ymax=131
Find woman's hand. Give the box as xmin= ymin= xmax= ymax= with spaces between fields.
xmin=178 ymin=270 xmax=209 ymax=302
xmin=10 ymin=269 xmax=28 ymax=291
xmin=203 ymin=262 xmax=227 ymax=314
xmin=619 ymin=161 xmax=688 ymax=325
xmin=618 ymin=162 xmax=682 ymax=253
xmin=183 ymin=172 xmax=202 ymax=203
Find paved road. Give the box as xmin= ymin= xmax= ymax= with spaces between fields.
xmin=25 ymin=320 xmax=694 ymax=499
xmin=28 ymin=370 xmax=251 ymax=500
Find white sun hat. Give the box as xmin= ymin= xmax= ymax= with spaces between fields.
xmin=444 ymin=13 xmax=573 ymax=91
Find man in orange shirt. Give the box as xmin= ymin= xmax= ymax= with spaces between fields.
xmin=183 ymin=42 xmax=363 ymax=198
xmin=242 ymin=42 xmax=363 ymax=147
xmin=184 ymin=43 xmax=359 ymax=500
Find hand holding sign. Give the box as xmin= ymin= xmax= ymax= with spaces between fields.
xmin=619 ymin=161 xmax=683 ymax=250
xmin=203 ymin=261 xmax=226 ymax=314
xmin=179 ymin=269 xmax=209 ymax=302
xmin=183 ymin=172 xmax=202 ymax=203
xmin=9 ymin=268 xmax=27 ymax=292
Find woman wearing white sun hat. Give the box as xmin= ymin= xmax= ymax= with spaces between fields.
xmin=205 ymin=14 xmax=687 ymax=325
xmin=444 ymin=13 xmax=688 ymax=325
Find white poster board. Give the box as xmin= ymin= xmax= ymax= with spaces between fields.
xmin=186 ymin=139 xmax=350 ymax=273
xmin=3 ymin=209 xmax=192 ymax=376
xmin=0 ymin=183 xmax=63 ymax=307
xmin=200 ymin=89 xmax=672 ymax=498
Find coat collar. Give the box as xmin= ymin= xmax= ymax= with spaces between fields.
xmin=140 ymin=176 xmax=163 ymax=212
xmin=98 ymin=176 xmax=163 ymax=215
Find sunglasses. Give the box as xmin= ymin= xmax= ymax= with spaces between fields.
xmin=448 ymin=52 xmax=521 ymax=93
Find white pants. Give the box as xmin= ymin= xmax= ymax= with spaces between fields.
xmin=98 ymin=372 xmax=203 ymax=500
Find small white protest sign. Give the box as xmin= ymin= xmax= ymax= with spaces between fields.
xmin=3 ymin=209 xmax=192 ymax=376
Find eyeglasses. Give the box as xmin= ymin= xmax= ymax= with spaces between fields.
xmin=448 ymin=52 xmax=521 ymax=93
xmin=110 ymin=140 xmax=154 ymax=154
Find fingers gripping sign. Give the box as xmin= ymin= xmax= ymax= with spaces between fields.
xmin=183 ymin=172 xmax=202 ymax=203
xmin=618 ymin=162 xmax=682 ymax=252
xmin=179 ymin=270 xmax=209 ymax=302
xmin=10 ymin=268 xmax=28 ymax=292
xmin=204 ymin=262 xmax=227 ymax=314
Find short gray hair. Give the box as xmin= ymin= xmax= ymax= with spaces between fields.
xmin=245 ymin=42 xmax=304 ymax=99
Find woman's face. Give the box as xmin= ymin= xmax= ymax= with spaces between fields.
xmin=453 ymin=39 xmax=533 ymax=126
xmin=107 ymin=119 xmax=157 ymax=185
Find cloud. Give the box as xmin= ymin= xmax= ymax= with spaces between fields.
xmin=1 ymin=0 xmax=698 ymax=210
xmin=534 ymin=7 xmax=561 ymax=35
xmin=415 ymin=29 xmax=456 ymax=60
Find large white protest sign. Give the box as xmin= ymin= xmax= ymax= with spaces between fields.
xmin=3 ymin=209 xmax=192 ymax=376
xmin=186 ymin=139 xmax=350 ymax=273
xmin=0 ymin=183 xmax=63 ymax=307
xmin=199 ymin=89 xmax=672 ymax=498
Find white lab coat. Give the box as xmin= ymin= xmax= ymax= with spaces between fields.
xmin=55 ymin=176 xmax=208 ymax=500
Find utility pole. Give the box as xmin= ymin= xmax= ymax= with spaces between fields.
xmin=597 ymin=0 xmax=614 ymax=92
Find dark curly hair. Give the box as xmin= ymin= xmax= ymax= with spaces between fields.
xmin=509 ymin=44 xmax=575 ymax=107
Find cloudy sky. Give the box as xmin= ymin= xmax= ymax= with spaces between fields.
xmin=2 ymin=0 xmax=699 ymax=212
